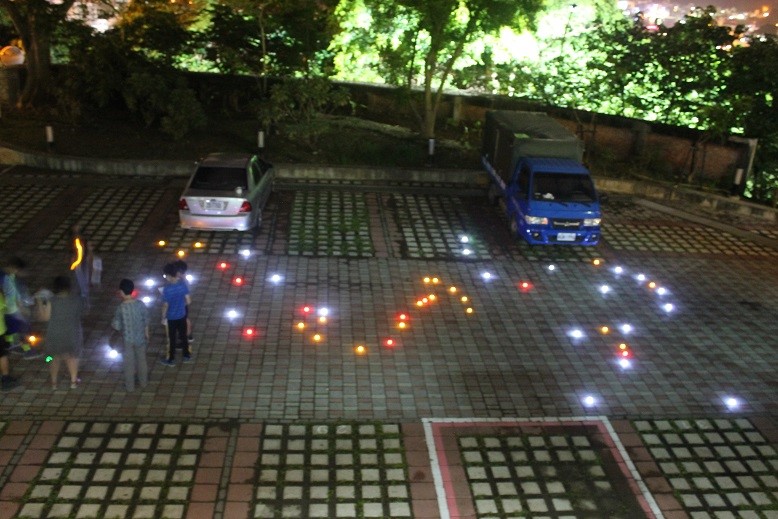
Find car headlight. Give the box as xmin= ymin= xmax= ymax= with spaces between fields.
xmin=524 ymin=215 xmax=549 ymax=225
xmin=583 ymin=218 xmax=601 ymax=227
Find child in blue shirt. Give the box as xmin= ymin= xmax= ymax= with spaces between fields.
xmin=160 ymin=262 xmax=191 ymax=365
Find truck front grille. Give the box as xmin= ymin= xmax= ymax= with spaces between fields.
xmin=552 ymin=219 xmax=582 ymax=229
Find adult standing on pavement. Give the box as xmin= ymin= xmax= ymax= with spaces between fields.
xmin=45 ymin=275 xmax=83 ymax=390
xmin=69 ymin=223 xmax=92 ymax=312
xmin=160 ymin=262 xmax=191 ymax=366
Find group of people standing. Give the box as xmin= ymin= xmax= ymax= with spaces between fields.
xmin=1 ymin=224 xmax=194 ymax=393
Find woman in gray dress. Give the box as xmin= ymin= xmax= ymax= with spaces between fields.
xmin=45 ymin=275 xmax=83 ymax=389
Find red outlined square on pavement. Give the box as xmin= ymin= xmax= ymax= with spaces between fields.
xmin=424 ymin=418 xmax=662 ymax=519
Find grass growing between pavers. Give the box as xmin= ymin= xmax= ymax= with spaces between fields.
xmin=633 ymin=418 xmax=778 ymax=517
xmin=288 ymin=192 xmax=375 ymax=258
xmin=458 ymin=430 xmax=647 ymax=518
xmin=251 ymin=422 xmax=411 ymax=519
xmin=15 ymin=422 xmax=203 ymax=519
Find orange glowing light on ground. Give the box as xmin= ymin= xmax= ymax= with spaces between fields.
xmin=217 ymin=262 xmax=229 ymax=270
xmin=398 ymin=313 xmax=408 ymax=321
xmin=397 ymin=321 xmax=407 ymax=330
xmin=423 ymin=277 xmax=431 ymax=284
xmin=28 ymin=335 xmax=39 ymax=345
xmin=466 ymin=307 xmax=474 ymax=314
xmin=428 ymin=294 xmax=436 ymax=301
xmin=449 ymin=286 xmax=457 ymax=293
xmin=461 ymin=296 xmax=469 ymax=303
xmin=194 ymin=241 xmax=204 ymax=248
xmin=233 ymin=277 xmax=244 ymax=286
xmin=416 ymin=300 xmax=424 ymax=307
xmin=648 ymin=281 xmax=657 ymax=289
xmin=313 ymin=334 xmax=322 ymax=342
xmin=600 ymin=326 xmax=610 ymax=334
xmin=593 ymin=258 xmax=602 ymax=266
xmin=432 ymin=277 xmax=440 ymax=284
xmin=157 ymin=240 xmax=166 ymax=247
xmin=297 ymin=322 xmax=305 ymax=330
xmin=318 ymin=316 xmax=327 ymax=324
xmin=355 ymin=345 xmax=366 ymax=354
xmin=422 ymin=297 xmax=428 ymax=303
xmin=619 ymin=343 xmax=628 ymax=350
xmin=177 ymin=250 xmax=186 ymax=258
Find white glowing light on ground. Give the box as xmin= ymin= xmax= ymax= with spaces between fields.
xmin=723 ymin=396 xmax=741 ymax=410
xmin=619 ymin=323 xmax=633 ymax=334
xmin=144 ymin=278 xmax=155 ymax=288
xmin=599 ymin=284 xmax=611 ymax=294
xmin=636 ymin=273 xmax=646 ymax=282
xmin=462 ymin=248 xmax=472 ymax=256
xmin=481 ymin=271 xmax=493 ymax=281
xmin=269 ymin=274 xmax=283 ymax=284
xmin=240 ymin=249 xmax=251 ymax=258
xmin=548 ymin=264 xmax=556 ymax=272
xmin=662 ymin=303 xmax=675 ymax=313
xmin=613 ymin=266 xmax=624 ymax=275
xmin=460 ymin=235 xmax=470 ymax=244
xmin=656 ymin=287 xmax=667 ymax=296
xmin=186 ymin=274 xmax=195 ymax=283
xmin=618 ymin=358 xmax=632 ymax=369
xmin=141 ymin=296 xmax=152 ymax=305
xmin=582 ymin=395 xmax=597 ymax=407
xmin=318 ymin=307 xmax=330 ymax=317
xmin=568 ymin=328 xmax=585 ymax=340
xmin=107 ymin=348 xmax=120 ymax=360
xmin=226 ymin=309 xmax=239 ymax=320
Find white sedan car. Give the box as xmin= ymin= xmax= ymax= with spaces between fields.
xmin=178 ymin=153 xmax=274 ymax=231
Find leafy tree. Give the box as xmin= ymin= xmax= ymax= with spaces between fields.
xmin=201 ymin=0 xmax=339 ymax=89
xmin=333 ymin=0 xmax=542 ymax=138
xmin=257 ymin=76 xmax=351 ymax=148
xmin=728 ymin=34 xmax=778 ymax=202
xmin=0 ymin=0 xmax=78 ymax=107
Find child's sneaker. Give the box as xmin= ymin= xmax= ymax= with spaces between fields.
xmin=183 ymin=355 xmax=192 ymax=364
xmin=159 ymin=358 xmax=176 ymax=367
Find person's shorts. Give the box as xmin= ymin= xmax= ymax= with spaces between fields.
xmin=0 ymin=339 xmax=8 ymax=358
xmin=4 ymin=313 xmax=29 ymax=336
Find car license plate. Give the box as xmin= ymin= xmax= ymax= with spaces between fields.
xmin=203 ymin=200 xmax=225 ymax=211
xmin=557 ymin=232 xmax=576 ymax=242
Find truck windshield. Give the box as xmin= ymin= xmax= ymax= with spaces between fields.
xmin=532 ymin=173 xmax=597 ymax=203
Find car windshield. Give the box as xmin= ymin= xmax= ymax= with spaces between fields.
xmin=190 ymin=166 xmax=247 ymax=190
xmin=532 ymin=172 xmax=597 ymax=203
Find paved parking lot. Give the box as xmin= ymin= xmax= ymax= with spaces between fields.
xmin=0 ymin=165 xmax=776 ymax=518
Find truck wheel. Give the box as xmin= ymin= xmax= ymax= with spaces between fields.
xmin=510 ymin=219 xmax=519 ymax=237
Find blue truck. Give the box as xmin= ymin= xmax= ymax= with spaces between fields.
xmin=482 ymin=111 xmax=602 ymax=245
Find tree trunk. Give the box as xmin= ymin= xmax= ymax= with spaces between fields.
xmin=19 ymin=27 xmax=52 ymax=108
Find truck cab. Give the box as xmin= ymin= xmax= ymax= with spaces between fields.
xmin=508 ymin=158 xmax=601 ymax=245
xmin=482 ymin=110 xmax=602 ymax=246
